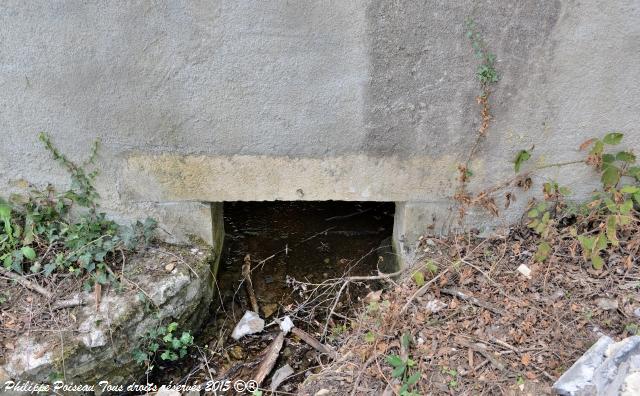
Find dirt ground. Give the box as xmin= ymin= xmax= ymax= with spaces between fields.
xmin=298 ymin=226 xmax=640 ymax=395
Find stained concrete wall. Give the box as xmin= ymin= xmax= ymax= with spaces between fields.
xmin=1 ymin=1 xmax=639 ymax=251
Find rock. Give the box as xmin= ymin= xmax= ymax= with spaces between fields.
xmin=231 ymin=311 xmax=265 ymax=340
xmin=228 ymin=345 xmax=245 ymax=360
xmin=553 ymin=335 xmax=640 ymax=395
xmin=270 ymin=364 xmax=294 ymax=391
xmin=0 ymin=244 xmax=218 ymax=386
xmin=262 ymin=303 xmax=278 ymax=318
xmin=164 ymin=262 xmax=176 ymax=272
xmin=596 ymin=297 xmax=619 ymax=310
xmin=279 ymin=316 xmax=295 ymax=334
xmin=633 ymin=307 xmax=640 ymax=318
xmin=553 ymin=336 xmax=614 ymax=395
xmin=623 ymin=372 xmax=640 ymax=396
xmin=315 ymin=389 xmax=331 ymax=396
xmin=517 ymin=264 xmax=532 ymax=279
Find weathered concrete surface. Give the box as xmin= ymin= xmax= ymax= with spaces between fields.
xmin=1 ymin=1 xmax=639 ymax=247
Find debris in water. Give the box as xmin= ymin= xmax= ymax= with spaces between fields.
xmin=231 ymin=311 xmax=264 ymax=340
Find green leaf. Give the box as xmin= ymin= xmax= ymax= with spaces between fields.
xmin=601 ymin=165 xmax=621 ymax=188
xmin=0 ymin=204 xmax=11 ymax=221
xmin=20 ymin=246 xmax=36 ymax=260
xmin=616 ymin=151 xmax=636 ymax=163
xmin=3 ymin=255 xmax=12 ymax=269
xmin=602 ymin=154 xmax=615 ymax=164
xmin=411 ymin=271 xmax=425 ymax=287
xmin=386 ymin=355 xmax=404 ymax=368
xmin=149 ymin=342 xmax=159 ymax=352
xmin=167 ymin=322 xmax=178 ymax=333
xmin=43 ymin=263 xmax=57 ymax=276
xmin=179 ymin=332 xmax=193 ymax=345
xmin=592 ymin=255 xmax=604 ymax=270
xmin=364 ymin=332 xmax=375 ymax=343
xmin=514 ymin=150 xmax=531 ymax=173
xmin=606 ymin=215 xmax=618 ymax=246
xmin=391 ymin=364 xmax=406 ymax=378
xmin=621 ymin=185 xmax=640 ymax=194
xmin=620 ymin=199 xmax=634 ymax=215
xmin=602 ymin=132 xmax=623 ymax=145
xmin=95 ymin=271 xmax=108 ymax=285
xmin=628 ymin=166 xmax=640 ymax=180
xmin=527 ymin=209 xmax=538 ymax=218
xmin=534 ymin=242 xmax=552 ymax=262
xmin=406 ymin=372 xmax=421 ymax=386
xmin=425 ymin=260 xmax=438 ymax=274
xmin=132 ymin=349 xmax=148 ymax=364
xmin=401 ymin=333 xmax=411 ymax=349
xmin=595 ymin=233 xmax=608 ymax=251
xmin=591 ymin=140 xmax=604 ymax=155
xmin=578 ymin=236 xmax=595 ymax=251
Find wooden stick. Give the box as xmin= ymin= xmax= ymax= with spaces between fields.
xmin=291 ymin=327 xmax=336 ymax=358
xmin=0 ymin=266 xmax=52 ymax=299
xmin=253 ymin=332 xmax=285 ymax=385
xmin=440 ymin=287 xmax=504 ymax=315
xmin=51 ymin=295 xmax=85 ymax=310
xmin=242 ymin=254 xmax=259 ymax=313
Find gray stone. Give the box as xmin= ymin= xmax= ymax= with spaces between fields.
xmin=553 ymin=336 xmax=613 ymax=395
xmin=0 ymin=243 xmax=220 ymax=386
xmin=231 ymin=311 xmax=265 ymax=340
xmin=554 ymin=336 xmax=640 ymax=396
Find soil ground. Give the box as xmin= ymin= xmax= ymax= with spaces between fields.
xmin=298 ymin=226 xmax=640 ymax=395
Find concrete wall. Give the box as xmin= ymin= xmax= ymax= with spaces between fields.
xmin=1 ymin=1 xmax=639 ymax=250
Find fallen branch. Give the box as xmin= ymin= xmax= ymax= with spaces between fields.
xmin=0 ymin=266 xmax=52 ymax=299
xmin=440 ymin=287 xmax=504 ymax=315
xmin=242 ymin=254 xmax=259 ymax=313
xmin=51 ymin=295 xmax=85 ymax=310
xmin=322 ymin=267 xmax=405 ymax=339
xmin=460 ymin=341 xmax=507 ymax=372
xmin=291 ymin=327 xmax=336 ymax=358
xmin=253 ymin=332 xmax=285 ymax=386
xmin=399 ymin=267 xmax=450 ymax=315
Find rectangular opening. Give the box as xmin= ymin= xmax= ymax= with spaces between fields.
xmin=220 ymin=201 xmax=396 ymax=288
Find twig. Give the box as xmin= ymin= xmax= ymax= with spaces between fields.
xmin=51 ymin=295 xmax=84 ymax=310
xmin=0 ymin=266 xmax=52 ymax=299
xmin=440 ymin=287 xmax=504 ymax=315
xmin=321 ymin=267 xmax=405 ymax=339
xmin=351 ymin=353 xmax=378 ymax=396
xmin=399 ymin=268 xmax=451 ymax=315
xmin=242 ymin=254 xmax=259 ymax=313
xmin=325 ymin=207 xmax=374 ymax=221
xmin=254 ymin=332 xmax=285 ymax=386
xmin=291 ymin=327 xmax=336 ymax=358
